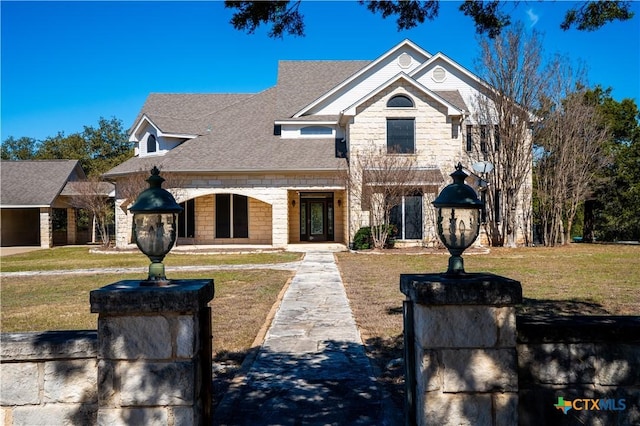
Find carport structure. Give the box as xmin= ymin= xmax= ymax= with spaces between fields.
xmin=0 ymin=160 xmax=112 ymax=248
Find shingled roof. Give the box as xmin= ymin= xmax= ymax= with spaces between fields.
xmin=106 ymin=61 xmax=371 ymax=177
xmin=1 ymin=160 xmax=86 ymax=207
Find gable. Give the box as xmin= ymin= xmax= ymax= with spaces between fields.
xmin=343 ymin=73 xmax=465 ymax=118
xmin=294 ymin=40 xmax=432 ymax=117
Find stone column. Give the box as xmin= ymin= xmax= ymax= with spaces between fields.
xmin=66 ymin=207 xmax=77 ymax=245
xmin=39 ymin=207 xmax=52 ymax=248
xmin=90 ymin=279 xmax=214 ymax=426
xmin=271 ymin=191 xmax=288 ymax=248
xmin=401 ymin=273 xmax=522 ymax=426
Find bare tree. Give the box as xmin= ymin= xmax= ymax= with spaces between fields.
xmin=69 ymin=177 xmax=114 ymax=247
xmin=346 ymin=144 xmax=422 ymax=249
xmin=534 ymin=59 xmax=610 ymax=246
xmin=471 ymin=23 xmax=544 ymax=247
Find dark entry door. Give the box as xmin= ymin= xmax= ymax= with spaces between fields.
xmin=300 ymin=194 xmax=334 ymax=242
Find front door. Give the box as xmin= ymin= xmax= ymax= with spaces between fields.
xmin=300 ymin=194 xmax=334 ymax=242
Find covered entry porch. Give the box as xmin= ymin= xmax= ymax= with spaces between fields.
xmin=287 ymin=190 xmax=347 ymax=245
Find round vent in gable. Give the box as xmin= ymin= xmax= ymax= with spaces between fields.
xmin=398 ymin=53 xmax=412 ymax=69
xmin=432 ymin=66 xmax=446 ymax=83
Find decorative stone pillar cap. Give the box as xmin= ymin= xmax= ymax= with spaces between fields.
xmin=400 ymin=273 xmax=522 ymax=306
xmin=91 ymin=279 xmax=214 ymax=314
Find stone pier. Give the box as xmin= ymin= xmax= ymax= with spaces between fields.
xmin=401 ymin=273 xmax=522 ymax=426
xmin=90 ymin=279 xmax=214 ymax=426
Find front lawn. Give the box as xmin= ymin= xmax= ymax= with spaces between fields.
xmin=337 ymin=243 xmax=640 ymax=412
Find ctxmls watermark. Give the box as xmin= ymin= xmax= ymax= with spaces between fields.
xmin=554 ymin=396 xmax=626 ymax=415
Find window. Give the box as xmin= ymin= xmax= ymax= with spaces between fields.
xmin=466 ymin=125 xmax=473 ymax=152
xmin=494 ymin=125 xmax=500 ymax=150
xmin=178 ymin=199 xmax=195 ymax=238
xmin=494 ymin=189 xmax=502 ymax=222
xmin=387 ymin=95 xmax=414 ymax=108
xmin=300 ymin=126 xmax=333 ymax=136
xmin=147 ymin=134 xmax=156 ymax=153
xmin=387 ymin=118 xmax=415 ymax=154
xmin=451 ymin=119 xmax=459 ymax=139
xmin=215 ymin=194 xmax=248 ymax=238
xmin=480 ymin=125 xmax=487 ymax=153
xmin=390 ymin=194 xmax=423 ymax=239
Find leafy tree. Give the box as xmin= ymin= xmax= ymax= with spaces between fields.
xmin=588 ymin=88 xmax=640 ymax=241
xmin=2 ymin=116 xmax=133 ymax=177
xmin=0 ymin=136 xmax=38 ymax=160
xmin=225 ymin=0 xmax=635 ymax=38
xmin=82 ymin=117 xmax=134 ymax=176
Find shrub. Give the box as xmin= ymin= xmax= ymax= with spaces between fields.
xmin=353 ymin=226 xmax=372 ymax=250
xmin=353 ymin=224 xmax=398 ymax=250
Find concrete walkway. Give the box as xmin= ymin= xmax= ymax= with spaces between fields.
xmin=214 ymin=251 xmax=383 ymax=425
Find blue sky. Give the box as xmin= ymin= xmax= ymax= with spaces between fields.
xmin=2 ymin=1 xmax=639 ymax=142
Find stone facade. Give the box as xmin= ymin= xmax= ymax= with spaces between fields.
xmin=114 ymin=172 xmax=346 ymax=249
xmin=348 ymin=84 xmax=463 ymax=245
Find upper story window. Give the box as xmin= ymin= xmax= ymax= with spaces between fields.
xmin=147 ymin=134 xmax=157 ymax=153
xmin=466 ymin=125 xmax=473 ymax=152
xmin=387 ymin=95 xmax=414 ymax=108
xmin=300 ymin=126 xmax=333 ymax=136
xmin=387 ymin=118 xmax=415 ymax=154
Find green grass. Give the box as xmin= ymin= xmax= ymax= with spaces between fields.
xmin=0 ymin=246 xmax=302 ymax=272
xmin=0 ymin=269 xmax=292 ymax=356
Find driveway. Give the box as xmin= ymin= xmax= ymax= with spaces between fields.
xmin=0 ymin=246 xmax=44 ymax=257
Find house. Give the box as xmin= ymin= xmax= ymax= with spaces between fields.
xmin=0 ymin=160 xmax=113 ymax=248
xmin=104 ymin=40 xmax=531 ymax=249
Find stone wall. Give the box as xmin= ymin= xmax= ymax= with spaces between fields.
xmin=517 ymin=315 xmax=640 ymax=426
xmin=0 ymin=331 xmax=98 ymax=425
xmin=402 ymin=272 xmax=640 ymax=426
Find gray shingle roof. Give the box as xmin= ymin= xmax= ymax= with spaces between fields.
xmin=1 ymin=160 xmax=86 ymax=206
xmin=132 ymin=93 xmax=254 ymax=135
xmin=106 ymin=61 xmax=374 ymax=177
xmin=433 ymin=90 xmax=469 ymax=112
xmin=275 ymin=61 xmax=371 ymax=117
xmin=60 ymin=181 xmax=114 ymax=197
xmin=106 ymin=88 xmax=346 ymax=177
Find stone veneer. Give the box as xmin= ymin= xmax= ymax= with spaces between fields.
xmin=401 ymin=273 xmax=523 ymax=426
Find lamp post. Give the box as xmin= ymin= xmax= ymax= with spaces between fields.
xmin=433 ymin=163 xmax=483 ymax=276
xmin=129 ymin=166 xmax=183 ymax=286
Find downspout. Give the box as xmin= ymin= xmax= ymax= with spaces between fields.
xmin=339 ymin=112 xmax=353 ymax=249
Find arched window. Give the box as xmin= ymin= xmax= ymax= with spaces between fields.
xmin=147 ymin=134 xmax=157 ymax=153
xmin=387 ymin=95 xmax=414 ymax=108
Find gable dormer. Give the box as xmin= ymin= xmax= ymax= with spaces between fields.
xmin=130 ymin=115 xmax=196 ymax=157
